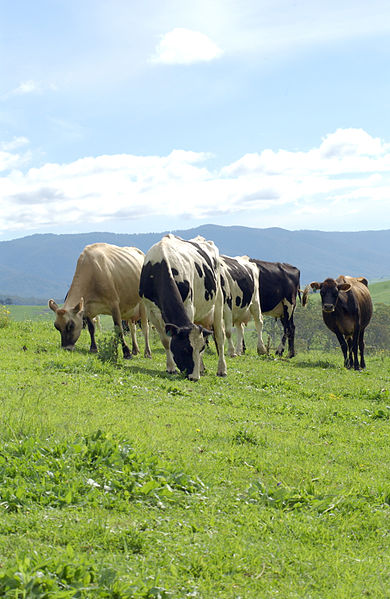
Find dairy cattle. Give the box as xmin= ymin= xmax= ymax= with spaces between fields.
xmin=220 ymin=255 xmax=267 ymax=357
xmin=249 ymin=260 xmax=301 ymax=358
xmin=139 ymin=234 xmax=226 ymax=380
xmin=303 ymin=275 xmax=372 ymax=370
xmin=48 ymin=243 xmax=151 ymax=359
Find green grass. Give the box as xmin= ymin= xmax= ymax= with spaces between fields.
xmin=0 ymin=319 xmax=389 ymax=598
xmin=370 ymin=280 xmax=390 ymax=305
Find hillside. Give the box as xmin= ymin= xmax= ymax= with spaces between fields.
xmin=0 ymin=225 xmax=389 ymax=302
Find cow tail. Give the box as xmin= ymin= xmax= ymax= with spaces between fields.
xmin=302 ymin=284 xmax=312 ymax=307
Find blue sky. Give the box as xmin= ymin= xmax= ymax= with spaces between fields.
xmin=1 ymin=0 xmax=390 ymax=240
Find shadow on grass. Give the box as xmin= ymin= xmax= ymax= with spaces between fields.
xmin=291 ymin=359 xmax=339 ymax=370
xmin=124 ymin=364 xmax=186 ymax=380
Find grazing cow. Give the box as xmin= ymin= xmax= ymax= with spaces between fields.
xmin=48 ymin=243 xmax=151 ymax=359
xmin=302 ymin=275 xmax=373 ymax=370
xmin=139 ymin=234 xmax=226 ymax=380
xmin=249 ymin=260 xmax=301 ymax=357
xmin=220 ymin=255 xmax=267 ymax=357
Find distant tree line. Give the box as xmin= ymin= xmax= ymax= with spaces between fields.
xmin=260 ymin=300 xmax=390 ymax=353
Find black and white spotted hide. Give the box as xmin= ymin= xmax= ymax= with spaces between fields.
xmin=139 ymin=234 xmax=226 ymax=380
xmin=220 ymin=255 xmax=267 ymax=357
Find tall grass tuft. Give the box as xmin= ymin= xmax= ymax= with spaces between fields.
xmin=0 ymin=306 xmax=10 ymax=328
xmin=97 ymin=327 xmax=121 ymax=364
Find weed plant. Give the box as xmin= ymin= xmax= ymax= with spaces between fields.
xmin=0 ymin=318 xmax=389 ymax=598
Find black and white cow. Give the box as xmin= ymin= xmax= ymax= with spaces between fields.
xmin=220 ymin=255 xmax=267 ymax=357
xmin=249 ymin=260 xmax=301 ymax=358
xmin=139 ymin=234 xmax=226 ymax=381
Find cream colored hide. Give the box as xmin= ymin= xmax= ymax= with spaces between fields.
xmin=48 ymin=243 xmax=151 ymax=359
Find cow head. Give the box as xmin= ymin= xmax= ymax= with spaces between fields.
xmin=309 ymin=279 xmax=351 ymax=313
xmin=165 ymin=323 xmax=212 ymax=381
xmin=48 ymin=298 xmax=85 ymax=350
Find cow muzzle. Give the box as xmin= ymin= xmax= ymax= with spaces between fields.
xmin=322 ymin=304 xmax=335 ymax=313
xmin=62 ymin=344 xmax=75 ymax=351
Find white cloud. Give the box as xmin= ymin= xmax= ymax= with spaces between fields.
xmin=0 ymin=128 xmax=389 ymax=234
xmin=0 ymin=138 xmax=31 ymax=173
xmin=1 ymin=80 xmax=58 ymax=101
xmin=150 ymin=28 xmax=223 ymax=65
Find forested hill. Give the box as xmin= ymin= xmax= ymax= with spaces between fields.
xmin=0 ymin=225 xmax=389 ymax=302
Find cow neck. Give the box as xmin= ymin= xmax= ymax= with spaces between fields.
xmin=162 ymin=274 xmax=192 ymax=327
xmin=149 ymin=257 xmax=192 ymax=328
xmin=63 ymin=267 xmax=91 ymax=310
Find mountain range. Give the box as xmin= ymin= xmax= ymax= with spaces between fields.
xmin=0 ymin=225 xmax=389 ymax=303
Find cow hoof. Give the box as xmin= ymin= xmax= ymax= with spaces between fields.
xmin=123 ymin=353 xmax=133 ymax=360
xmin=144 ymin=352 xmax=152 ymax=359
xmin=217 ymin=372 xmax=227 ymax=377
xmin=89 ymin=348 xmax=98 ymax=353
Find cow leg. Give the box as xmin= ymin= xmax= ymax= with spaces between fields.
xmin=351 ymin=327 xmax=361 ymax=370
xmin=249 ymin=301 xmax=267 ymax=356
xmin=346 ymin=337 xmax=354 ymax=369
xmin=129 ymin=321 xmax=140 ymax=355
xmin=276 ymin=318 xmax=287 ymax=356
xmin=287 ymin=315 xmax=296 ymax=358
xmin=139 ymin=301 xmax=152 ymax=359
xmin=111 ymin=305 xmax=132 ymax=359
xmin=86 ymin=316 xmax=98 ymax=353
xmin=224 ymin=309 xmax=236 ymax=357
xmin=148 ymin=309 xmax=176 ymax=373
xmin=214 ymin=289 xmax=227 ymax=376
xmin=235 ymin=323 xmax=245 ymax=356
xmin=359 ymin=330 xmax=366 ymax=369
xmin=335 ymin=330 xmax=349 ymax=368
xmin=200 ymin=354 xmax=205 ymax=375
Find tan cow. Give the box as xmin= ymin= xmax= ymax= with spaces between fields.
xmin=48 ymin=243 xmax=151 ymax=359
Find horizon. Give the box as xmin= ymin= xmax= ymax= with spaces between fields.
xmin=1 ymin=222 xmax=390 ymax=245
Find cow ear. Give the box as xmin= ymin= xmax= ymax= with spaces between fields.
xmin=310 ymin=282 xmax=321 ymax=290
xmin=48 ymin=299 xmax=59 ymax=312
xmin=199 ymin=325 xmax=213 ymax=338
xmin=73 ymin=297 xmax=84 ymax=314
xmin=165 ymin=323 xmax=180 ymax=337
xmin=338 ymin=283 xmax=351 ymax=292
xmin=357 ymin=277 xmax=368 ymax=287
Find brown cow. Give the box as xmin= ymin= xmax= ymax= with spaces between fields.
xmin=48 ymin=243 xmax=151 ymax=359
xmin=303 ymin=275 xmax=372 ymax=370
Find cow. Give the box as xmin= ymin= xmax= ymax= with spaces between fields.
xmin=249 ymin=260 xmax=301 ymax=358
xmin=220 ymin=255 xmax=267 ymax=357
xmin=139 ymin=234 xmax=226 ymax=381
xmin=48 ymin=243 xmax=151 ymax=359
xmin=302 ymin=275 xmax=373 ymax=370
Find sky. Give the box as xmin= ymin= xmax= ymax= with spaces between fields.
xmin=1 ymin=0 xmax=390 ymax=241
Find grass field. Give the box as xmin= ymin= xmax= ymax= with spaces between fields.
xmin=0 ymin=315 xmax=389 ymax=598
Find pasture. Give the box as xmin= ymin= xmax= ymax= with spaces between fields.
xmin=0 ymin=313 xmax=389 ymax=598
